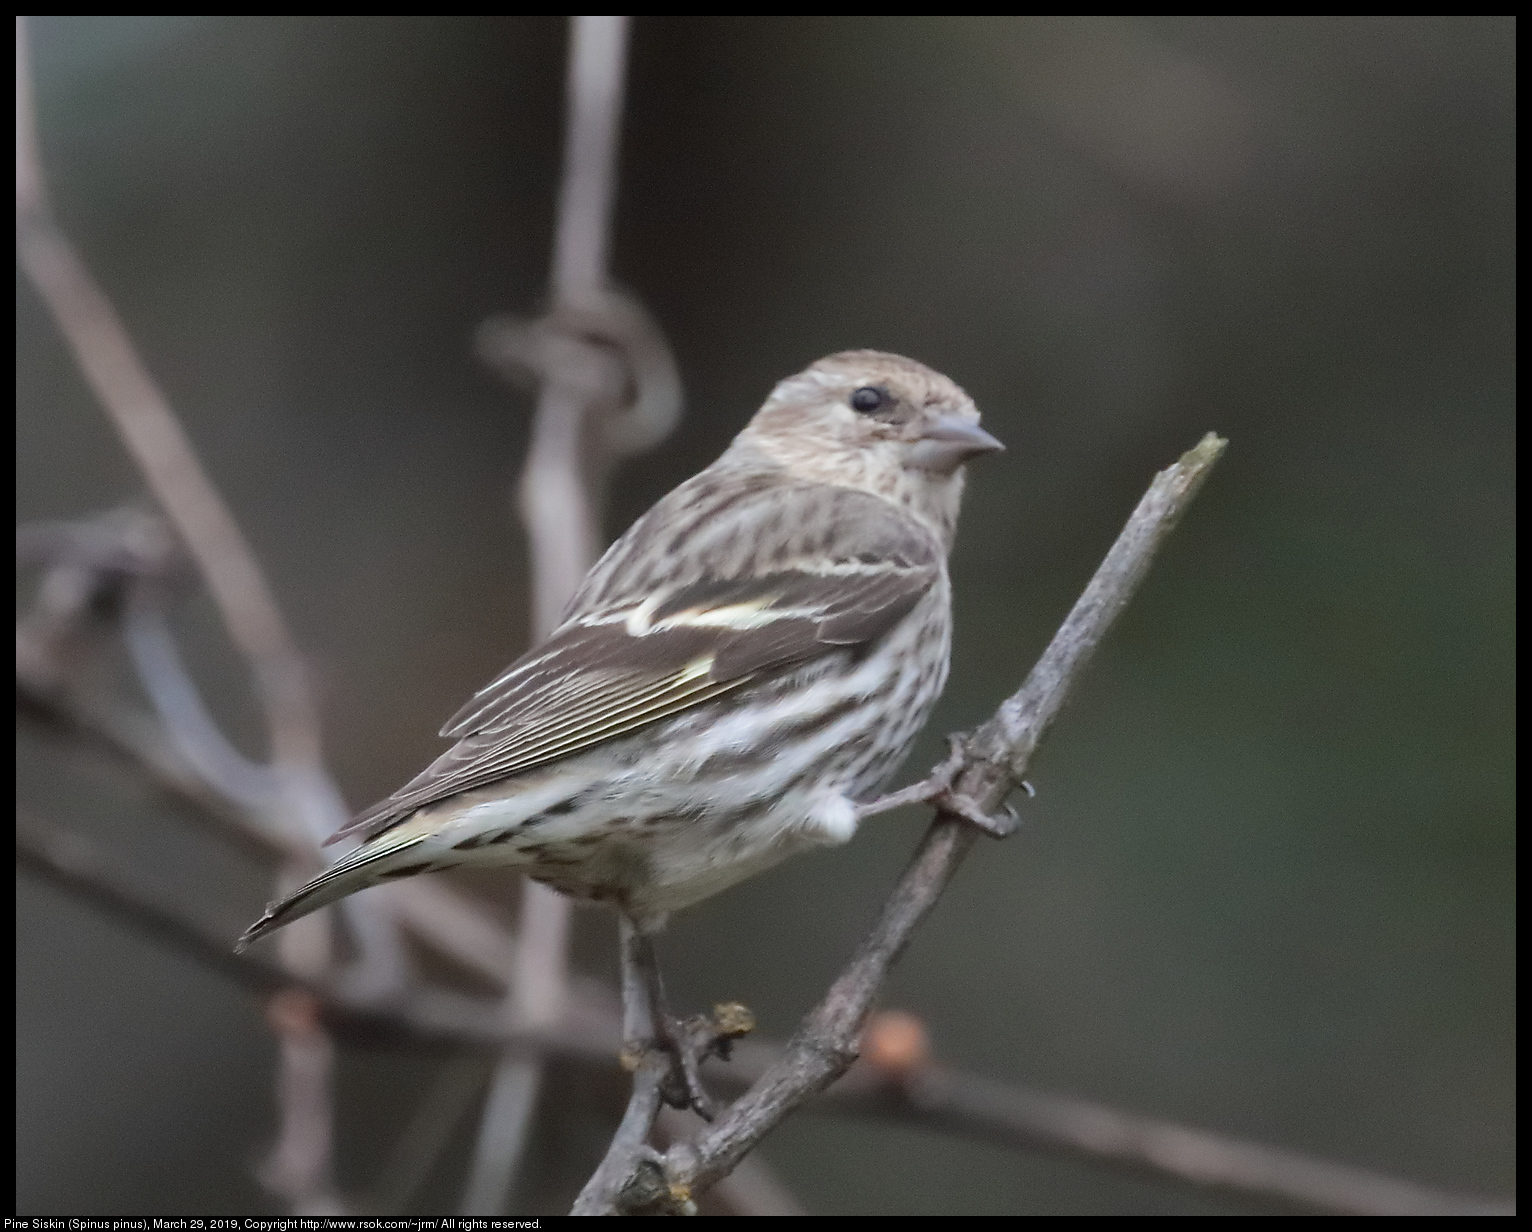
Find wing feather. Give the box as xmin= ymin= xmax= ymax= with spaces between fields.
xmin=328 ymin=482 xmax=943 ymax=846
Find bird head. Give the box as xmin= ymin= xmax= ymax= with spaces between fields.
xmin=730 ymin=350 xmax=1003 ymax=546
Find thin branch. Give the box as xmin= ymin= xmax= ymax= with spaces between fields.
xmin=841 ymin=1063 xmax=1516 ymax=1218
xmin=17 ymin=17 xmax=319 ymax=784
xmin=586 ymin=436 xmax=1229 ymax=1211
xmin=19 ymin=639 xmax=282 ymax=863
xmin=122 ymin=589 xmax=283 ymax=809
xmin=519 ymin=12 xmax=636 ymax=642
xmin=15 ymin=522 xmax=406 ymax=992
xmin=17 ymin=809 xmax=1509 ymax=1217
xmin=966 ymin=435 xmax=1224 ymax=781
xmin=13 ymin=810 xmax=606 ymax=1057
xmin=18 ymin=20 xmax=403 ymax=1210
xmin=259 ymin=990 xmax=347 ymax=1216
xmin=17 ymin=22 xmax=405 ymax=965
xmin=16 ymin=810 xmax=295 ymax=999
xmin=458 ymin=14 xmax=630 ymax=1213
xmin=17 ymin=658 xmax=533 ymax=996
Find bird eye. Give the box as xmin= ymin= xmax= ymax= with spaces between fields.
xmin=850 ymin=386 xmax=888 ymax=414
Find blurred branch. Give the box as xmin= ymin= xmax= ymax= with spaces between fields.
xmin=13 ymin=810 xmax=608 ymax=1056
xmin=260 ymin=990 xmax=347 ymax=1216
xmin=17 ymin=810 xmax=295 ymax=999
xmin=18 ymin=806 xmax=1510 ymax=1217
xmin=19 ymin=617 xmax=542 ymax=1087
xmin=580 ymin=435 xmax=1229 ymax=1213
xmin=122 ymin=589 xmax=284 ymax=809
xmin=17 ymin=646 xmax=533 ymax=996
xmin=15 ymin=317 xmax=1502 ymax=1223
xmin=18 ymin=649 xmax=305 ymax=862
xmin=17 ymin=16 xmax=398 ymax=1213
xmin=17 ymin=17 xmax=319 ymax=793
xmin=836 ymin=1061 xmax=1515 ymax=1218
xmin=461 ymin=13 xmax=684 ymax=1216
xmin=15 ymin=508 xmax=287 ymax=857
xmin=16 ymin=20 xmax=404 ymax=972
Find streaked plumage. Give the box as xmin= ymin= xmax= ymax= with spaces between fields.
xmin=239 ymin=350 xmax=1001 ymax=949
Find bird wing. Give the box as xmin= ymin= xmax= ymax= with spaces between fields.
xmin=329 ymin=508 xmax=941 ymax=846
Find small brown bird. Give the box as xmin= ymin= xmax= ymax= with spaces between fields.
xmin=239 ymin=351 xmax=1002 ymax=962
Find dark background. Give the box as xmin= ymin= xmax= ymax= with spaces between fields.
xmin=16 ymin=16 xmax=1515 ymax=1215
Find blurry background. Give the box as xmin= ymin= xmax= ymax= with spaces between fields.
xmin=16 ymin=15 xmax=1514 ymax=1215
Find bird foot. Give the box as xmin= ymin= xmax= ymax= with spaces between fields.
xmin=857 ymin=733 xmax=1023 ymax=837
xmin=622 ymin=1001 xmax=755 ymax=1120
xmin=936 ymin=791 xmax=1019 ymax=838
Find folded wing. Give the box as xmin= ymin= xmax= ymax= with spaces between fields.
xmin=329 ymin=485 xmax=941 ymax=846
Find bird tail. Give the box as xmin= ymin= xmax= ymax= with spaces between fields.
xmin=235 ymin=824 xmax=431 ymax=953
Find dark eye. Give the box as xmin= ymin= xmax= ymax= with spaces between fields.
xmin=850 ymin=386 xmax=888 ymax=413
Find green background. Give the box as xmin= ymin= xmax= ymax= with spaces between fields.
xmin=17 ymin=16 xmax=1514 ymax=1215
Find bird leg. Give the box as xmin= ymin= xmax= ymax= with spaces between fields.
xmin=856 ymin=733 xmax=1024 ymax=837
xmin=617 ymin=917 xmax=754 ymax=1120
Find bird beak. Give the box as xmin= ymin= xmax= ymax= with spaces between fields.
xmin=907 ymin=415 xmax=1005 ymax=474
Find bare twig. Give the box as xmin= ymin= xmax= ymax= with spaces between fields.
xmin=841 ymin=1063 xmax=1515 ymax=1218
xmin=17 ymin=653 xmax=522 ymax=1001
xmin=13 ymin=811 xmax=607 ymax=1056
xmin=260 ymin=989 xmax=347 ymax=1216
xmin=17 ymin=809 xmax=1509 ymax=1217
xmin=17 ymin=18 xmax=402 ymax=1211
xmin=17 ymin=22 xmax=406 ymax=964
xmin=578 ymin=437 xmax=1228 ymax=1211
xmin=18 ymin=18 xmax=318 ymax=793
xmin=122 ymin=589 xmax=284 ymax=809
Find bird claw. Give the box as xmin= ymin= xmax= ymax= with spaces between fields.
xmin=856 ymin=733 xmax=969 ymax=820
xmin=936 ymin=793 xmax=1019 ymax=838
xmin=631 ymin=1001 xmax=755 ymax=1120
xmin=657 ymin=1013 xmax=717 ymax=1118
xmin=929 ymin=733 xmax=971 ymax=796
xmin=858 ymin=733 xmax=1023 ymax=837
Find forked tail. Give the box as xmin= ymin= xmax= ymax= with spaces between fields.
xmin=235 ymin=827 xmax=429 ymax=952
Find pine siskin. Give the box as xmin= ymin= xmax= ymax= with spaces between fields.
xmin=239 ymin=351 xmax=1002 ymax=951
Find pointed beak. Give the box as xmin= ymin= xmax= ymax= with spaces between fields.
xmin=907 ymin=415 xmax=1005 ymax=474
